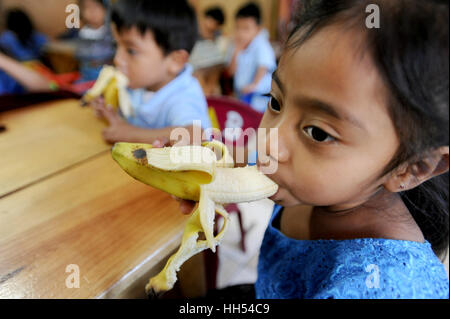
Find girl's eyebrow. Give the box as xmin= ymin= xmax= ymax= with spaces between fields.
xmin=272 ymin=70 xmax=284 ymax=93
xmin=272 ymin=70 xmax=366 ymax=131
xmin=296 ymin=96 xmax=367 ymax=132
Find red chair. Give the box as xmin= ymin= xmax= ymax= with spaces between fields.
xmin=204 ymin=96 xmax=264 ymax=291
xmin=206 ymin=95 xmax=264 ymax=147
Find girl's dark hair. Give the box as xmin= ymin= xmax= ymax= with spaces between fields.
xmin=236 ymin=3 xmax=261 ymax=25
xmin=288 ymin=0 xmax=449 ymax=258
xmin=205 ymin=7 xmax=226 ymax=26
xmin=111 ymin=0 xmax=198 ymax=55
xmin=6 ymin=9 xmax=34 ymax=47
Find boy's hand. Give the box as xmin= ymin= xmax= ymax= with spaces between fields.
xmin=90 ymin=96 xmax=106 ymax=119
xmin=89 ymin=97 xmax=134 ymax=143
xmin=97 ymin=103 xmax=133 ymax=144
xmin=152 ymin=137 xmax=197 ymax=215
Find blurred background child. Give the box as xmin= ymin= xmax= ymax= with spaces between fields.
xmin=200 ymin=7 xmax=225 ymax=41
xmin=227 ymin=2 xmax=276 ymax=113
xmin=76 ymin=0 xmax=115 ymax=82
xmin=0 ymin=51 xmax=51 ymax=95
xmin=60 ymin=0 xmax=115 ymax=83
xmin=190 ymin=6 xmax=228 ymax=96
xmin=0 ymin=8 xmax=48 ymax=62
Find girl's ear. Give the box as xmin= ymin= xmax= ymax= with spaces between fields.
xmin=384 ymin=146 xmax=449 ymax=193
xmin=166 ymin=50 xmax=189 ymax=76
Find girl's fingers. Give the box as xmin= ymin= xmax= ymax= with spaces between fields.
xmin=152 ymin=137 xmax=170 ymax=148
xmin=179 ymin=200 xmax=196 ymax=215
xmin=171 ymin=195 xmax=196 ymax=215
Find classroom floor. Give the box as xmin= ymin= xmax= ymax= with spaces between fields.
xmin=216 ymin=200 xmax=450 ymax=290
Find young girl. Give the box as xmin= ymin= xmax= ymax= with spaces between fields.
xmin=162 ymin=0 xmax=449 ymax=299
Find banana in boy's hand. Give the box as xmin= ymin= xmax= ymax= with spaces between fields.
xmin=82 ymin=65 xmax=133 ymax=118
xmin=111 ymin=140 xmax=278 ymax=296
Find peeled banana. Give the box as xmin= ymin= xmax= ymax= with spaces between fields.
xmin=82 ymin=65 xmax=133 ymax=118
xmin=111 ymin=140 xmax=278 ymax=296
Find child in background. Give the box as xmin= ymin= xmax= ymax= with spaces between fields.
xmin=0 ymin=9 xmax=48 ymax=62
xmin=92 ymin=0 xmax=211 ymax=144
xmin=0 ymin=51 xmax=51 ymax=95
xmin=190 ymin=6 xmax=227 ymax=95
xmin=172 ymin=0 xmax=449 ymax=299
xmin=68 ymin=0 xmax=115 ymax=82
xmin=227 ymin=3 xmax=276 ymax=113
xmin=200 ymin=7 xmax=226 ymax=41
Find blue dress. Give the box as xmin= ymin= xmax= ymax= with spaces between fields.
xmin=255 ymin=205 xmax=449 ymax=299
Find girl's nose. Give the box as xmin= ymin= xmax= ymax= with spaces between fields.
xmin=275 ymin=127 xmax=290 ymax=163
xmin=264 ymin=125 xmax=290 ymax=163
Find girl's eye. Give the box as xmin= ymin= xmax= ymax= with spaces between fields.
xmin=268 ymin=95 xmax=281 ymax=113
xmin=304 ymin=126 xmax=336 ymax=143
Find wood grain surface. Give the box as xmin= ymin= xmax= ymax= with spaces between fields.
xmin=0 ymin=153 xmax=189 ymax=298
xmin=0 ymin=100 xmax=191 ymax=298
xmin=0 ymin=99 xmax=110 ymax=198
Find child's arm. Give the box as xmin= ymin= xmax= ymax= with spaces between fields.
xmin=227 ymin=49 xmax=240 ymax=76
xmin=241 ymin=66 xmax=268 ymax=94
xmin=0 ymin=53 xmax=51 ymax=92
xmin=96 ymin=102 xmax=196 ymax=145
xmin=226 ymin=40 xmax=247 ymax=76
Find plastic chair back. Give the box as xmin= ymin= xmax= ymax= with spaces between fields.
xmin=206 ymin=96 xmax=264 ymax=147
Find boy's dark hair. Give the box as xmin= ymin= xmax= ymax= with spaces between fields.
xmin=111 ymin=0 xmax=198 ymax=55
xmin=236 ymin=2 xmax=261 ymax=25
xmin=288 ymin=0 xmax=449 ymax=258
xmin=205 ymin=7 xmax=225 ymax=26
xmin=5 ymin=9 xmax=34 ymax=47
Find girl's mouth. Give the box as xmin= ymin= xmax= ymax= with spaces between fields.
xmin=257 ymin=163 xmax=281 ymax=195
xmin=269 ymin=188 xmax=281 ymax=201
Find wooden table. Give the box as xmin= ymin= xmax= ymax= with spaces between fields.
xmin=0 ymin=100 xmax=189 ymax=298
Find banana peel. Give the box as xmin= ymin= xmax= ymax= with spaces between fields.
xmin=111 ymin=140 xmax=278 ymax=296
xmin=82 ymin=65 xmax=133 ymax=118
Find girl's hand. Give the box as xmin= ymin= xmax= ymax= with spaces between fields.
xmin=152 ymin=137 xmax=197 ymax=215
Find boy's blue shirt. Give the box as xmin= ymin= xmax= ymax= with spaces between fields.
xmin=256 ymin=204 xmax=450 ymax=299
xmin=233 ymin=29 xmax=276 ymax=112
xmin=126 ymin=64 xmax=212 ymax=130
